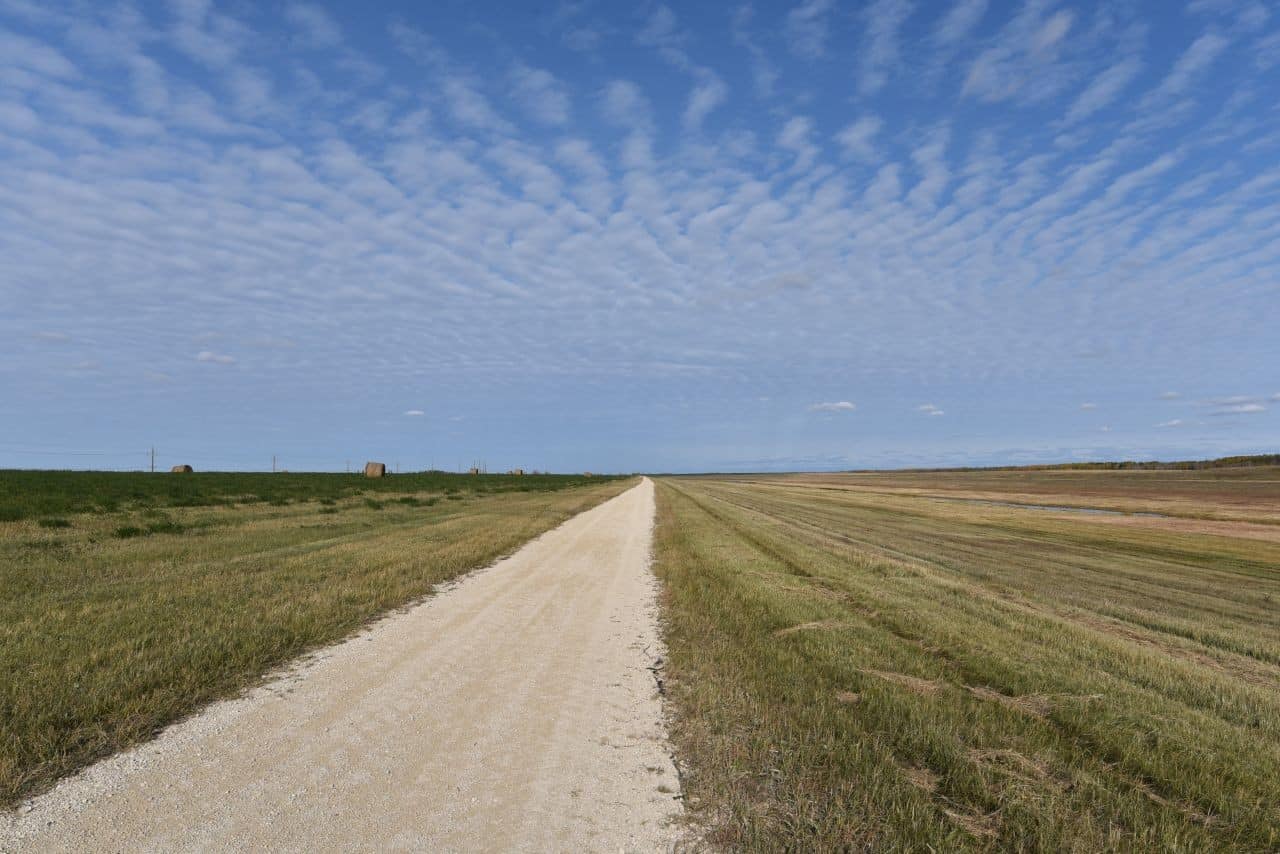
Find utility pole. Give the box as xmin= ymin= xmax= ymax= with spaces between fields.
xmin=150 ymin=447 xmax=155 ymax=473
xmin=272 ymin=454 xmax=277 ymax=473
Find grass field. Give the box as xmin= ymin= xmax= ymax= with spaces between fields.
xmin=0 ymin=469 xmax=606 ymax=522
xmin=653 ymin=470 xmax=1280 ymax=851
xmin=0 ymin=471 xmax=631 ymax=807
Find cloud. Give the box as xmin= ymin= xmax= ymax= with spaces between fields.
xmin=284 ymin=3 xmax=342 ymax=49
xmin=1156 ymin=419 xmax=1184 ymax=427
xmin=404 ymin=409 xmax=425 ymax=416
xmin=1159 ymin=391 xmax=1182 ymax=399
xmin=1063 ymin=58 xmax=1144 ymax=125
xmin=731 ymin=5 xmax=779 ymax=97
xmin=963 ymin=4 xmax=1077 ymax=103
xmin=918 ymin=403 xmax=944 ymax=416
xmin=1080 ymin=402 xmax=1098 ymax=410
xmin=600 ymin=79 xmax=650 ymax=128
xmin=810 ymin=401 xmax=856 ymax=412
xmin=1135 ymin=31 xmax=1230 ymax=118
xmin=196 ymin=351 xmax=235 ymax=365
xmin=785 ymin=0 xmax=834 ymax=58
xmin=34 ymin=331 xmax=70 ymax=342
xmin=509 ymin=64 xmax=571 ymax=125
xmin=1210 ymin=403 xmax=1266 ymax=415
xmin=442 ymin=76 xmax=513 ymax=132
xmin=860 ymin=0 xmax=915 ymax=95
xmin=683 ymin=72 xmax=728 ymax=132
xmin=836 ymin=116 xmax=883 ymax=162
xmin=0 ymin=29 xmax=79 ymax=78
xmin=934 ymin=0 xmax=989 ymax=46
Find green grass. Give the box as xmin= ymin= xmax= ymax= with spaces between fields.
xmin=0 ymin=474 xmax=632 ymax=807
xmin=0 ymin=469 xmax=611 ymax=522
xmin=653 ymin=475 xmax=1280 ymax=851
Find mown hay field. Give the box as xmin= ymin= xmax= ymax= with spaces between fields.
xmin=0 ymin=471 xmax=631 ymax=807
xmin=654 ymin=470 xmax=1280 ymax=851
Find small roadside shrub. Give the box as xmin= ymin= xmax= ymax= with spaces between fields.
xmin=113 ymin=525 xmax=145 ymax=539
xmin=396 ymin=496 xmax=422 ymax=506
xmin=319 ymin=498 xmax=337 ymax=506
xmin=38 ymin=518 xmax=72 ymax=529
xmin=319 ymin=507 xmax=339 ymax=515
xmin=146 ymin=520 xmax=185 ymax=535
xmin=364 ymin=499 xmax=385 ymax=510
xmin=446 ymin=494 xmax=464 ymax=501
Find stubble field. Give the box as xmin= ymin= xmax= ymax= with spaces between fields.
xmin=653 ymin=468 xmax=1280 ymax=851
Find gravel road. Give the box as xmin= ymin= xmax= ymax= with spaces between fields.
xmin=2 ymin=478 xmax=682 ymax=852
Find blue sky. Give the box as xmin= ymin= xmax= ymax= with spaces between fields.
xmin=1 ymin=0 xmax=1277 ymax=473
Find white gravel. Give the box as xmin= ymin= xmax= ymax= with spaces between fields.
xmin=2 ymin=478 xmax=683 ymax=853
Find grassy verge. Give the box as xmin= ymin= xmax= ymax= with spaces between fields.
xmin=0 ymin=476 xmax=633 ymax=807
xmin=653 ymin=477 xmax=1280 ymax=851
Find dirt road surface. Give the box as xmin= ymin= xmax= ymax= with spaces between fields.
xmin=2 ymin=478 xmax=682 ymax=852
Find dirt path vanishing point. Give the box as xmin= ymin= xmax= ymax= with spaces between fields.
xmin=2 ymin=478 xmax=683 ymax=853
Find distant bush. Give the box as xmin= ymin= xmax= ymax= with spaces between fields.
xmin=363 ymin=499 xmax=385 ymax=510
xmin=146 ymin=520 xmax=185 ymax=535
xmin=113 ymin=525 xmax=145 ymax=539
xmin=38 ymin=518 xmax=71 ymax=529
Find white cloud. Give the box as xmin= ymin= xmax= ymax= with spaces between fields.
xmin=34 ymin=331 xmax=70 ymax=342
xmin=1063 ymin=58 xmax=1143 ymax=125
xmin=683 ymin=72 xmax=728 ymax=132
xmin=509 ymin=64 xmax=570 ymax=126
xmin=785 ymin=0 xmax=834 ymax=58
xmin=1159 ymin=391 xmax=1182 ymax=399
xmin=1157 ymin=419 xmax=1184 ymax=427
xmin=731 ymin=5 xmax=779 ymax=97
xmin=285 ymin=3 xmax=342 ymax=49
xmin=1139 ymin=31 xmax=1229 ymax=110
xmin=934 ymin=0 xmax=989 ymax=46
xmin=404 ymin=409 xmax=425 ymax=416
xmin=442 ymin=77 xmax=512 ymax=132
xmin=600 ymin=80 xmax=650 ymax=128
xmin=0 ymin=29 xmax=78 ymax=78
xmin=860 ymin=0 xmax=915 ymax=95
xmin=810 ymin=401 xmax=856 ymax=412
xmin=918 ymin=403 xmax=944 ymax=416
xmin=963 ymin=3 xmax=1077 ymax=103
xmin=196 ymin=350 xmax=235 ymax=365
xmin=1080 ymin=402 xmax=1097 ymax=409
xmin=1211 ymin=403 xmax=1266 ymax=415
xmin=836 ymin=116 xmax=883 ymax=162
